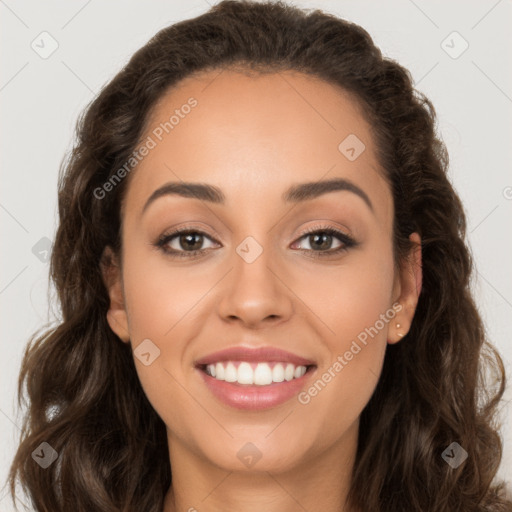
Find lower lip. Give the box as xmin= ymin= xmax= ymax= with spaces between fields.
xmin=196 ymin=366 xmax=316 ymax=411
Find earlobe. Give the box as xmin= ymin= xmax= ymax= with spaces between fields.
xmin=100 ymin=246 xmax=130 ymax=343
xmin=388 ymin=232 xmax=422 ymax=345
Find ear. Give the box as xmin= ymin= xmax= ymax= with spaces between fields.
xmin=100 ymin=246 xmax=130 ymax=343
xmin=388 ymin=232 xmax=422 ymax=344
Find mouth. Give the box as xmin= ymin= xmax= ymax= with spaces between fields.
xmin=196 ymin=360 xmax=317 ymax=386
xmin=194 ymin=345 xmax=318 ymax=410
xmin=195 ymin=359 xmax=318 ymax=411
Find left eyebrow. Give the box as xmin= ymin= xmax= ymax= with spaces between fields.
xmin=282 ymin=177 xmax=374 ymax=213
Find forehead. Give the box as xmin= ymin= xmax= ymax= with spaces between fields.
xmin=123 ymin=68 xmax=391 ymax=223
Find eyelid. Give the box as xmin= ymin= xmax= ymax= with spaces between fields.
xmin=294 ymin=222 xmax=354 ymax=240
xmin=157 ymin=222 xmax=223 ymax=241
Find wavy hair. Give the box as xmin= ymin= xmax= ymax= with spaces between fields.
xmin=7 ymin=1 xmax=511 ymax=510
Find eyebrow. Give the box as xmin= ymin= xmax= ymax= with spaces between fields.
xmin=142 ymin=177 xmax=373 ymax=214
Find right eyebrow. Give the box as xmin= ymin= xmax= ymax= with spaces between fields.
xmin=142 ymin=182 xmax=225 ymax=215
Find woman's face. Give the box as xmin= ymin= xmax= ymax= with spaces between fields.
xmin=104 ymin=69 xmax=421 ymax=474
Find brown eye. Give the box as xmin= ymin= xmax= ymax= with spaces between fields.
xmin=176 ymin=232 xmax=204 ymax=251
xmin=291 ymin=227 xmax=357 ymax=257
xmin=156 ymin=229 xmax=219 ymax=257
xmin=299 ymin=232 xmax=341 ymax=251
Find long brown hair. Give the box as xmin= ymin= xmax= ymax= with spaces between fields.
xmin=7 ymin=1 xmax=511 ymax=510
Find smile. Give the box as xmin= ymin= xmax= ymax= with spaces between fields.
xmin=197 ymin=362 xmax=317 ymax=411
xmin=203 ymin=360 xmax=309 ymax=385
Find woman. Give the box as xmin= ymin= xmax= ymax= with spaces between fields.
xmin=8 ymin=1 xmax=512 ymax=511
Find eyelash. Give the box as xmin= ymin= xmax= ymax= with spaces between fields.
xmin=154 ymin=224 xmax=358 ymax=260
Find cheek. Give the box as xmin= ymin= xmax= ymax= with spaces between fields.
xmin=291 ymin=245 xmax=395 ymax=428
xmin=119 ymin=240 xmax=224 ymax=420
xmin=121 ymin=241 xmax=215 ymax=342
xmin=291 ymin=240 xmax=396 ymax=348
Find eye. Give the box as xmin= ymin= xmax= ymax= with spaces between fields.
xmin=291 ymin=225 xmax=358 ymax=258
xmin=155 ymin=228 xmax=219 ymax=258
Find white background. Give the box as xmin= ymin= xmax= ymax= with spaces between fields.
xmin=1 ymin=0 xmax=511 ymax=509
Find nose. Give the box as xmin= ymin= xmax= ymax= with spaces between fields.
xmin=216 ymin=238 xmax=294 ymax=329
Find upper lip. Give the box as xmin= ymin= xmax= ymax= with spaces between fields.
xmin=194 ymin=346 xmax=316 ymax=367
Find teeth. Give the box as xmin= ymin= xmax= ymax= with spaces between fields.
xmin=284 ymin=363 xmax=294 ymax=381
xmin=225 ymin=362 xmax=237 ymax=383
xmin=272 ymin=363 xmax=285 ymax=383
xmin=238 ymin=362 xmax=255 ymax=384
xmin=254 ymin=362 xmax=272 ymax=385
xmin=214 ymin=362 xmax=224 ymax=380
xmin=205 ymin=361 xmax=308 ymax=386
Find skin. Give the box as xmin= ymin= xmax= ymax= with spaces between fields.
xmin=102 ymin=68 xmax=422 ymax=512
